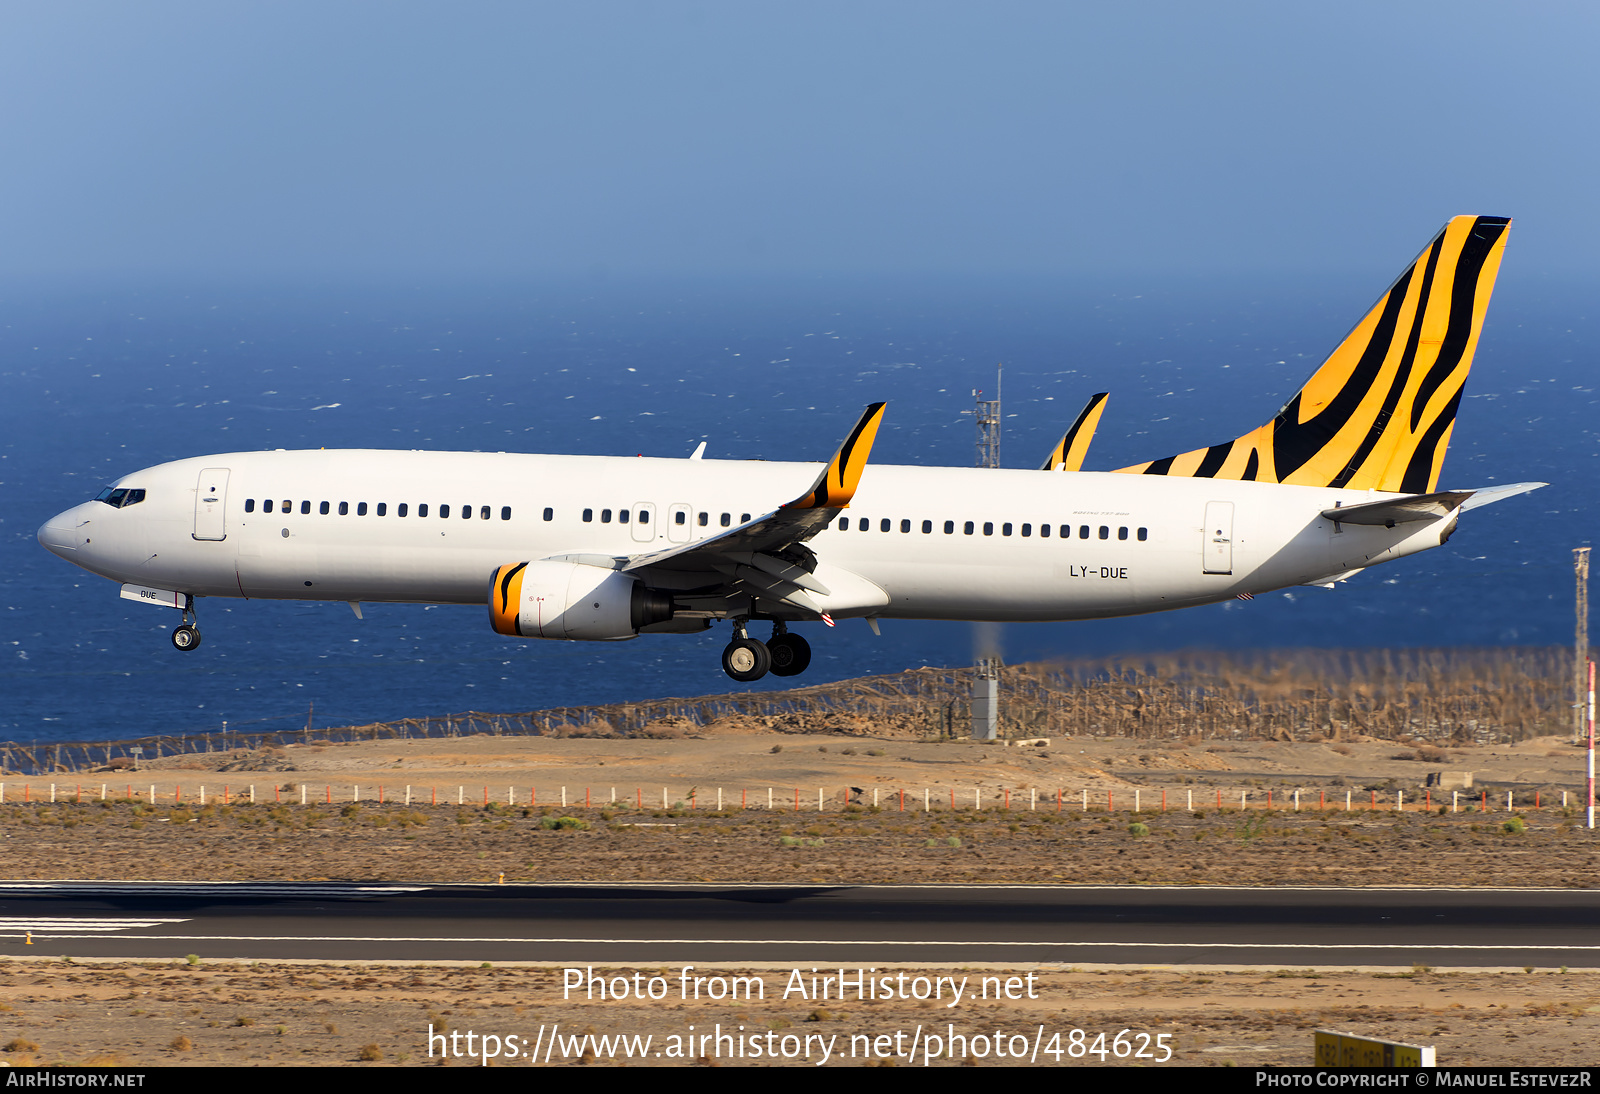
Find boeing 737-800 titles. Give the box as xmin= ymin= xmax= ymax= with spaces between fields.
xmin=38 ymin=216 xmax=1542 ymax=682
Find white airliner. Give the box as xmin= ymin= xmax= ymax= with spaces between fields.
xmin=38 ymin=215 xmax=1542 ymax=682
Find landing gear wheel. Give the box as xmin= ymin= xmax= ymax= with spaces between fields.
xmin=171 ymin=624 xmax=202 ymax=652
xmin=722 ymin=638 xmax=771 ymax=682
xmin=768 ymin=632 xmax=811 ymax=677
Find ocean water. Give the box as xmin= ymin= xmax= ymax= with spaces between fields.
xmin=1 ymin=271 xmax=1593 ymax=745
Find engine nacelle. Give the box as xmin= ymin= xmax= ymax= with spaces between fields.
xmin=488 ymin=560 xmax=675 ymax=641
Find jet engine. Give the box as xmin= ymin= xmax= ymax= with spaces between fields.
xmin=488 ymin=560 xmax=675 ymax=641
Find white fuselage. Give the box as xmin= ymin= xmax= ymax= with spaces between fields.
xmin=37 ymin=449 xmax=1451 ymax=627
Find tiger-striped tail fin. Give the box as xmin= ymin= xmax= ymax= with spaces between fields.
xmin=1114 ymin=215 xmax=1511 ymax=493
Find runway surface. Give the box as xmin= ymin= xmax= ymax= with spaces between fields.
xmin=0 ymin=882 xmax=1595 ymax=966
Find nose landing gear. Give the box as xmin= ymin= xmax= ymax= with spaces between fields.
xmin=170 ymin=599 xmax=201 ymax=652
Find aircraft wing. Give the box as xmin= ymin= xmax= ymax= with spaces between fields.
xmin=613 ymin=403 xmax=887 ymax=615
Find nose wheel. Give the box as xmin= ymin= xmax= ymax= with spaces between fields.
xmin=170 ymin=597 xmax=201 ymax=652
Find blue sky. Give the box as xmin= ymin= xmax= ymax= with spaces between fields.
xmin=0 ymin=2 xmax=1594 ymax=284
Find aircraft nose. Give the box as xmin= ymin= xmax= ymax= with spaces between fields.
xmin=37 ymin=510 xmax=80 ymax=559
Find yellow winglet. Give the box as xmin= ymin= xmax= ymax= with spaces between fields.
xmin=1041 ymin=392 xmax=1109 ymax=471
xmin=1114 ymin=216 xmax=1511 ymax=494
xmin=786 ymin=402 xmax=887 ymax=510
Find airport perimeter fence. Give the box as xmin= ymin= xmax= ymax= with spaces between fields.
xmin=0 ymin=779 xmax=1591 ymax=817
xmin=0 ymin=646 xmax=1578 ymax=779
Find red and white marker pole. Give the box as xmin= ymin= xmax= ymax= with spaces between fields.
xmin=1587 ymin=659 xmax=1595 ymax=831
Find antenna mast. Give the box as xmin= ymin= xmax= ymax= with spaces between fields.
xmin=974 ymin=364 xmax=1001 ymax=469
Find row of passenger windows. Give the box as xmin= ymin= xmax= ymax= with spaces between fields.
xmin=580 ymin=508 xmax=753 ymax=526
xmin=244 ymin=498 xmax=527 ymax=521
xmin=834 ymin=517 xmax=1148 ymax=541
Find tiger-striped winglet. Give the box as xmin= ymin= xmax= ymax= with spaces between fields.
xmin=1114 ymin=215 xmax=1511 ymax=494
xmin=784 ymin=402 xmax=887 ymax=510
xmin=1040 ymin=392 xmax=1109 ymax=471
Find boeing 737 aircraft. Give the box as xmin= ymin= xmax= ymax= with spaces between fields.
xmin=38 ymin=215 xmax=1542 ymax=682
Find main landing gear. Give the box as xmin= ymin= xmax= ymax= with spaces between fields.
xmin=721 ymin=620 xmax=811 ymax=682
xmin=170 ymin=601 xmax=201 ymax=652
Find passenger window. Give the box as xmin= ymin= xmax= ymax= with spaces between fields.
xmin=880 ymin=519 xmax=891 ymax=532
xmin=481 ymin=506 xmax=491 ymax=520
xmin=619 ymin=510 xmax=630 ymax=524
xmin=398 ymin=503 xmax=408 ymax=517
xmin=721 ymin=513 xmax=731 ymax=527
xmin=320 ymin=501 xmax=330 ymax=515
xmin=1002 ymin=523 xmax=1012 ymax=536
xmin=1021 ymin=523 xmax=1031 ymax=537
xmin=543 ymin=508 xmax=553 ymax=521
xmin=300 ymin=500 xmax=310 ymax=515
xmin=358 ymin=502 xmax=368 ymax=516
xmin=281 ymin=500 xmax=290 ymax=513
xmin=858 ymin=518 xmax=868 ymax=531
xmin=1079 ymin=525 xmax=1090 ymax=539
xmin=1040 ymin=523 xmax=1050 ymax=538
xmin=922 ymin=520 xmax=932 ymax=533
xmin=838 ymin=517 xmax=849 ymax=531
xmin=501 ymin=507 xmax=511 ymax=521
xmin=964 ymin=521 xmax=974 ymax=535
xmin=339 ymin=502 xmax=349 ymax=516
xmin=983 ymin=522 xmax=994 ymax=536
xmin=1137 ymin=527 xmax=1148 ymax=541
xmin=245 ymin=498 xmax=255 ymax=513
xmin=264 ymin=499 xmax=274 ymax=513
xmin=698 ymin=512 xmax=708 ymax=526
xmin=376 ymin=503 xmax=387 ymax=516
xmin=638 ymin=508 xmax=650 ymax=523
xmin=1118 ymin=526 xmax=1128 ymax=540
xmin=901 ymin=519 xmax=911 ymax=533
xmin=741 ymin=513 xmax=750 ymax=523
xmin=440 ymin=504 xmax=450 ymax=518
xmin=582 ymin=508 xmax=593 ymax=522
xmin=675 ymin=511 xmax=686 ymax=525
xmin=601 ymin=509 xmax=612 ymax=523
xmin=461 ymin=504 xmax=471 ymax=519
xmin=1099 ymin=525 xmax=1109 ymax=539
xmin=418 ymin=503 xmax=429 ymax=517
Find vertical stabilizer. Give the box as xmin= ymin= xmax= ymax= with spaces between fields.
xmin=1114 ymin=215 xmax=1511 ymax=494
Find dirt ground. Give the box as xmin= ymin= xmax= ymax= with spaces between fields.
xmin=3 ymin=728 xmax=1598 ymax=1067
xmin=0 ymin=730 xmax=1594 ymax=886
xmin=0 ymin=960 xmax=1596 ymax=1067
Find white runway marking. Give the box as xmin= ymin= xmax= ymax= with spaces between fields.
xmin=0 ymin=882 xmax=429 ymax=898
xmin=0 ymin=917 xmax=190 ymax=933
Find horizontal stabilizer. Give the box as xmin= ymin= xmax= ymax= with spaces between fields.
xmin=1458 ymin=481 xmax=1547 ymax=512
xmin=1322 ymin=481 xmax=1544 ymax=527
xmin=1322 ymin=490 xmax=1474 ymax=526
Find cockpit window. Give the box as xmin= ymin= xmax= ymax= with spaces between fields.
xmin=94 ymin=487 xmax=145 ymax=509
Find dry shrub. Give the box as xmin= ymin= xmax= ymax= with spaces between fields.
xmin=170 ymin=1035 xmax=193 ymax=1052
xmin=4 ymin=1037 xmax=40 ymax=1054
xmin=357 ymin=1043 xmax=383 ymax=1062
